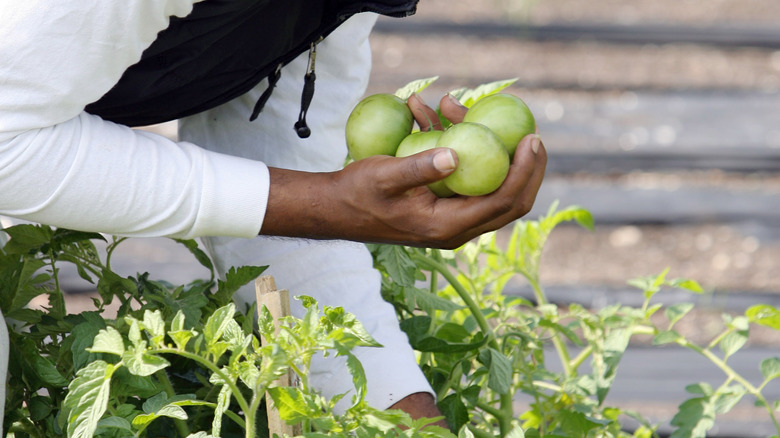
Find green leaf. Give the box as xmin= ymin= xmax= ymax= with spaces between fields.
xmin=204 ymin=303 xmax=236 ymax=345
xmin=214 ymin=265 xmax=267 ymax=305
xmin=746 ymin=304 xmax=780 ymax=330
xmin=96 ymin=416 xmax=133 ymax=433
xmin=267 ymin=386 xmax=311 ymax=423
xmin=713 ymin=386 xmax=745 ymax=414
xmin=593 ymin=328 xmax=631 ymax=404
xmin=439 ymin=393 xmax=470 ymax=433
xmin=62 ymin=360 xmax=116 ymax=438
xmin=369 ymin=244 xmax=420 ymax=287
xmin=2 ymin=224 xmax=53 ymax=254
xmin=123 ymin=343 xmax=170 ymax=376
xmin=172 ymin=238 xmax=214 ymax=273
xmin=481 ymin=348 xmax=513 ymax=394
xmin=686 ymin=382 xmax=714 ymax=396
xmin=449 ymin=78 xmax=519 ymax=108
xmin=555 ymin=411 xmax=602 ymax=438
xmin=142 ymin=309 xmax=166 ymax=347
xmin=346 ymin=352 xmax=368 ymax=407
xmin=212 ymin=384 xmax=231 ymax=437
xmin=394 ymin=76 xmax=439 ymax=101
xmin=88 ymin=327 xmax=125 ymax=356
xmin=719 ymin=329 xmax=748 ymax=359
xmin=669 ymin=278 xmax=705 ymax=294
xmin=653 ymin=330 xmax=682 ymax=345
xmin=670 ymin=395 xmax=716 ymax=438
xmin=761 ymin=357 xmax=780 ymax=382
xmin=169 ymin=329 xmax=196 ymax=351
xmin=132 ymin=404 xmax=188 ymax=428
xmin=666 ymin=303 xmax=695 ymax=328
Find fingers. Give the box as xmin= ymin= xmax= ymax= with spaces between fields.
xmin=407 ymin=93 xmax=443 ymax=131
xmin=426 ymin=134 xmax=547 ymax=247
xmin=439 ymin=93 xmax=467 ymax=124
xmin=382 ymin=148 xmax=458 ymax=193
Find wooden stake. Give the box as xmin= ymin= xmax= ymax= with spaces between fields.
xmin=255 ymin=275 xmax=300 ymax=437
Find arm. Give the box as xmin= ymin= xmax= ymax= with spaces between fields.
xmin=1 ymin=0 xmax=267 ymax=239
xmin=261 ymin=93 xmax=546 ymax=249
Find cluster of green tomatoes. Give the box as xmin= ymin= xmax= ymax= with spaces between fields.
xmin=345 ymin=92 xmax=536 ymax=197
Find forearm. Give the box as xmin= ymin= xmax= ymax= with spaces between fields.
xmin=0 ymin=113 xmax=268 ymax=238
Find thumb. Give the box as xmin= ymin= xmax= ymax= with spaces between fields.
xmin=393 ymin=148 xmax=458 ymax=192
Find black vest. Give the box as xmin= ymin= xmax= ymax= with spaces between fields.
xmin=85 ymin=0 xmax=417 ymax=128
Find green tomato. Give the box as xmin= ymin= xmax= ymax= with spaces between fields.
xmin=462 ymin=93 xmax=535 ymax=158
xmin=395 ymin=130 xmax=456 ymax=198
xmin=346 ymin=93 xmax=414 ymax=161
xmin=437 ymin=122 xmax=510 ymax=197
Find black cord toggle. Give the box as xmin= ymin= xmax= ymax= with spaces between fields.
xmin=250 ymin=63 xmax=282 ymax=121
xmin=294 ymin=42 xmax=318 ymax=138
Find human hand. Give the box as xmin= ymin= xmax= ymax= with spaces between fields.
xmin=260 ymin=94 xmax=546 ymax=249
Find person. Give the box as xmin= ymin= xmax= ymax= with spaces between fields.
xmin=0 ymin=0 xmax=546 ymax=431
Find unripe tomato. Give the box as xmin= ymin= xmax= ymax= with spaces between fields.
xmin=346 ymin=94 xmax=414 ymax=161
xmin=395 ymin=130 xmax=456 ymax=198
xmin=462 ymin=93 xmax=535 ymax=158
xmin=437 ymin=122 xmax=510 ymax=197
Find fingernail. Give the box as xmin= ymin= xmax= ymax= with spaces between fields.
xmin=411 ymin=92 xmax=426 ymax=106
xmin=433 ymin=149 xmax=456 ymax=171
xmin=447 ymin=93 xmax=466 ymax=109
xmin=530 ymin=134 xmax=541 ymax=154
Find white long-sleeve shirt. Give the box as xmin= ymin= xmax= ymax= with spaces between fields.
xmin=0 ymin=0 xmax=268 ymax=239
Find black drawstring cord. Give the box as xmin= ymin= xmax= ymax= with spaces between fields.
xmin=294 ymin=42 xmax=318 ymax=138
xmin=250 ymin=63 xmax=282 ymax=121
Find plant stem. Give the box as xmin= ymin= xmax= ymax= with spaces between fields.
xmin=528 ymin=276 xmax=573 ymax=378
xmin=676 ymin=339 xmax=780 ymax=434
xmin=156 ymin=369 xmax=191 ymax=438
xmin=157 ymin=348 xmax=250 ymax=415
xmin=412 ymin=254 xmax=514 ymax=436
xmin=412 ymin=255 xmax=497 ymax=350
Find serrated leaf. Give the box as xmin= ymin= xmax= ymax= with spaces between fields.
xmin=88 ymin=327 xmax=125 ymax=356
xmin=666 ymin=303 xmax=695 ymax=328
xmin=761 ymin=357 xmax=780 ymax=381
xmin=172 ymin=238 xmax=214 ymax=273
xmin=449 ymin=78 xmax=519 ymax=108
xmin=669 ymin=278 xmax=704 ymax=294
xmin=96 ymin=416 xmax=132 ymax=432
xmin=204 ymin=303 xmax=236 ymax=345
xmin=394 ymin=76 xmax=439 ymax=101
xmin=346 ymin=352 xmax=367 ymax=407
xmin=267 ymin=386 xmax=310 ymax=423
xmin=439 ymin=393 xmax=469 ymax=434
xmin=670 ymin=395 xmax=716 ymax=438
xmin=212 ymin=384 xmax=231 ymax=437
xmin=132 ymin=404 xmax=188 ymax=428
xmin=746 ymin=304 xmax=780 ymax=330
xmin=142 ymin=309 xmax=166 ymax=347
xmin=63 ymin=360 xmax=116 ymax=438
xmin=214 ymin=265 xmax=267 ymax=304
xmin=123 ymin=343 xmax=169 ymax=376
xmin=370 ymin=244 xmax=420 ymax=287
xmin=482 ymin=348 xmax=513 ymax=394
xmin=653 ymin=330 xmax=681 ymax=345
xmin=719 ymin=329 xmax=748 ymax=359
xmin=169 ymin=329 xmax=195 ymax=350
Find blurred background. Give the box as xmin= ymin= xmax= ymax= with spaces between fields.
xmin=28 ymin=0 xmax=780 ymax=436
xmin=367 ymin=1 xmax=780 ymax=435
